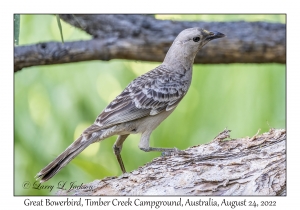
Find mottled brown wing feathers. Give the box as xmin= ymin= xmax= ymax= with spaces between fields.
xmin=95 ymin=65 xmax=189 ymax=127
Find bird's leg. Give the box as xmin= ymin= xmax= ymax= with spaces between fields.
xmin=113 ymin=134 xmax=129 ymax=173
xmin=138 ymin=132 xmax=186 ymax=156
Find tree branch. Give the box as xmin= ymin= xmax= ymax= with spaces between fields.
xmin=56 ymin=128 xmax=286 ymax=196
xmin=14 ymin=15 xmax=286 ymax=72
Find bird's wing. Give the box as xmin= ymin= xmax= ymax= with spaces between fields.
xmin=94 ymin=65 xmax=190 ymax=128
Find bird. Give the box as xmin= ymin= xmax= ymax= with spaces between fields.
xmin=36 ymin=27 xmax=225 ymax=182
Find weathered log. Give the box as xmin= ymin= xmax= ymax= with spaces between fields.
xmin=56 ymin=128 xmax=286 ymax=196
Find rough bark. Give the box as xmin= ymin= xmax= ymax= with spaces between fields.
xmin=56 ymin=128 xmax=286 ymax=196
xmin=14 ymin=14 xmax=286 ymax=72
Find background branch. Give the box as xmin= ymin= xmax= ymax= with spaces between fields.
xmin=57 ymin=128 xmax=286 ymax=196
xmin=14 ymin=15 xmax=286 ymax=72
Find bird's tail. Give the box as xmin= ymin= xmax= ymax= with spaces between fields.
xmin=36 ymin=131 xmax=97 ymax=182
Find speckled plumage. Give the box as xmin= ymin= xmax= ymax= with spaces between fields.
xmin=95 ymin=64 xmax=190 ymax=127
xmin=36 ymin=28 xmax=225 ymax=182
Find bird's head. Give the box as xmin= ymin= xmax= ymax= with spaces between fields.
xmin=164 ymin=27 xmax=225 ymax=68
xmin=176 ymin=27 xmax=225 ymax=51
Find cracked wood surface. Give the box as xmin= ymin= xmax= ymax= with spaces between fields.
xmin=14 ymin=15 xmax=286 ymax=72
xmin=57 ymin=128 xmax=286 ymax=196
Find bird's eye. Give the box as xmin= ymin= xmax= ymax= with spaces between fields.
xmin=193 ymin=37 xmax=200 ymax=42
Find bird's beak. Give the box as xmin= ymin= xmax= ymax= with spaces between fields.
xmin=206 ymin=31 xmax=225 ymax=41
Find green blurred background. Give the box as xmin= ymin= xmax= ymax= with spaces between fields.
xmin=14 ymin=15 xmax=286 ymax=195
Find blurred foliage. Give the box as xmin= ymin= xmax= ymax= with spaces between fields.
xmin=14 ymin=15 xmax=285 ymax=195
xmin=156 ymin=14 xmax=286 ymax=23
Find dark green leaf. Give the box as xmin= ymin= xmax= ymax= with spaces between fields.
xmin=14 ymin=14 xmax=20 ymax=45
xmin=56 ymin=15 xmax=64 ymax=43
